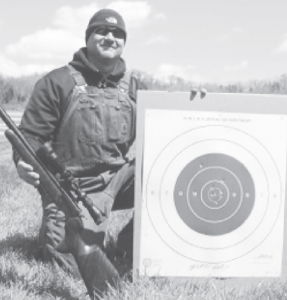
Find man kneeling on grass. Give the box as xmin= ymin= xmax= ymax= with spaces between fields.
xmin=13 ymin=8 xmax=136 ymax=298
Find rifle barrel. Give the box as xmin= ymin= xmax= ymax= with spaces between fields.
xmin=0 ymin=106 xmax=36 ymax=157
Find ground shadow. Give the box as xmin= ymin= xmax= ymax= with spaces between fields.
xmin=0 ymin=233 xmax=41 ymax=261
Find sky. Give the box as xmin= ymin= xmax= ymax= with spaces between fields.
xmin=0 ymin=0 xmax=287 ymax=83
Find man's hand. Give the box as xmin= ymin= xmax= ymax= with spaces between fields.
xmin=17 ymin=159 xmax=40 ymax=186
xmin=125 ymin=141 xmax=136 ymax=162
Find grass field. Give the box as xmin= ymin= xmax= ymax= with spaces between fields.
xmin=2 ymin=138 xmax=287 ymax=299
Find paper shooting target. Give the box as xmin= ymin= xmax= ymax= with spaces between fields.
xmin=134 ymin=93 xmax=287 ymax=278
xmin=145 ymin=125 xmax=282 ymax=264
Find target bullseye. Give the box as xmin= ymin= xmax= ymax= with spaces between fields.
xmin=205 ymin=184 xmax=225 ymax=207
xmin=174 ymin=154 xmax=255 ymax=235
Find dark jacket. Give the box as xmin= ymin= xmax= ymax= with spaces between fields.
xmin=13 ymin=48 xmax=137 ymax=166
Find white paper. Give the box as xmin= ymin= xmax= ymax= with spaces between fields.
xmin=138 ymin=109 xmax=287 ymax=277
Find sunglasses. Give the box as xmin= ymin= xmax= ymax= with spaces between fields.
xmin=94 ymin=27 xmax=125 ymax=39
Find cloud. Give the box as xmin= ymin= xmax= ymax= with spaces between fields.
xmin=6 ymin=29 xmax=83 ymax=61
xmin=276 ymin=35 xmax=287 ymax=52
xmin=145 ymin=35 xmax=170 ymax=45
xmin=53 ymin=3 xmax=100 ymax=35
xmin=0 ymin=53 xmax=55 ymax=77
xmin=217 ymin=27 xmax=244 ymax=41
xmin=224 ymin=61 xmax=248 ymax=72
xmin=108 ymin=1 xmax=152 ymax=29
xmin=5 ymin=4 xmax=100 ymax=62
xmin=2 ymin=1 xmax=163 ymax=77
xmin=155 ymin=64 xmax=193 ymax=78
xmin=154 ymin=63 xmax=204 ymax=82
xmin=154 ymin=12 xmax=167 ymax=20
xmin=233 ymin=27 xmax=244 ymax=34
xmin=5 ymin=2 xmax=155 ymax=62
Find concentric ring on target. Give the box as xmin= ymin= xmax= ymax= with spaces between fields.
xmin=174 ymin=153 xmax=255 ymax=235
xmin=201 ymin=179 xmax=229 ymax=210
xmin=145 ymin=125 xmax=282 ymax=263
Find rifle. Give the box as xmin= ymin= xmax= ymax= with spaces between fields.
xmin=0 ymin=106 xmax=119 ymax=299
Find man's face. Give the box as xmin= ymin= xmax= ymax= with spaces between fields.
xmin=87 ymin=26 xmax=125 ymax=62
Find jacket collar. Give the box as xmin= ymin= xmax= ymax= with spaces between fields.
xmin=69 ymin=47 xmax=126 ymax=80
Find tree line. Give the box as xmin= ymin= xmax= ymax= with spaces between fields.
xmin=1 ymin=71 xmax=287 ymax=107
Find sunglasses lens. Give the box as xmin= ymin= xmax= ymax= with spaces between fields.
xmin=94 ymin=28 xmax=107 ymax=35
xmin=94 ymin=27 xmax=124 ymax=39
xmin=113 ymin=30 xmax=125 ymax=39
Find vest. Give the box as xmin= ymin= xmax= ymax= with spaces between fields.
xmin=53 ymin=65 xmax=136 ymax=177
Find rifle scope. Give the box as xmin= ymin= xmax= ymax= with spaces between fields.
xmin=37 ymin=142 xmax=105 ymax=225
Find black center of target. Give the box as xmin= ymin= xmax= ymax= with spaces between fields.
xmin=174 ymin=153 xmax=255 ymax=236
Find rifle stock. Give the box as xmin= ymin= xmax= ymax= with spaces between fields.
xmin=0 ymin=106 xmax=119 ymax=299
xmin=58 ymin=217 xmax=120 ymax=299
